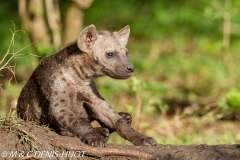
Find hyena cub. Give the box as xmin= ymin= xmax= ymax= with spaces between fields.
xmin=17 ymin=24 xmax=157 ymax=147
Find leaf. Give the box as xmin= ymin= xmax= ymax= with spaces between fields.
xmin=226 ymin=89 xmax=240 ymax=109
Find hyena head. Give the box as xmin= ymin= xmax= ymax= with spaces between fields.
xmin=77 ymin=24 xmax=134 ymax=79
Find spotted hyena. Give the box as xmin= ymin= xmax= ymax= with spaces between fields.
xmin=17 ymin=24 xmax=157 ymax=147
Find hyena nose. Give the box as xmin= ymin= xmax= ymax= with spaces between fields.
xmin=125 ymin=64 xmax=134 ymax=73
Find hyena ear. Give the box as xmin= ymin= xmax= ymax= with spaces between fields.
xmin=116 ymin=25 xmax=130 ymax=46
xmin=77 ymin=24 xmax=98 ymax=52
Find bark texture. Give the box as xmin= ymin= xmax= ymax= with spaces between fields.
xmin=18 ymin=0 xmax=94 ymax=49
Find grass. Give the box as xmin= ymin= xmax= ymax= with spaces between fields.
xmin=0 ymin=110 xmax=20 ymax=131
xmin=108 ymin=108 xmax=240 ymax=145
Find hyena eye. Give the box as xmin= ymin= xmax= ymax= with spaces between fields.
xmin=106 ymin=52 xmax=115 ymax=58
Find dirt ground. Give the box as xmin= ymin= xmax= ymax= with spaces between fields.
xmin=0 ymin=119 xmax=240 ymax=160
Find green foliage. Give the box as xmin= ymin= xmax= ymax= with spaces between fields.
xmin=0 ymin=23 xmax=36 ymax=115
xmin=0 ymin=82 xmax=22 ymax=115
xmin=0 ymin=0 xmax=20 ymax=55
xmin=36 ymin=44 xmax=56 ymax=57
xmin=235 ymin=0 xmax=240 ymax=6
xmin=226 ymin=88 xmax=240 ymax=109
xmin=85 ymin=0 xmax=222 ymax=39
xmin=0 ymin=110 xmax=20 ymax=131
xmin=216 ymin=88 xmax=240 ymax=119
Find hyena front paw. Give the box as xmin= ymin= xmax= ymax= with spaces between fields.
xmin=118 ymin=112 xmax=132 ymax=126
xmin=132 ymin=134 xmax=157 ymax=146
xmin=82 ymin=127 xmax=109 ymax=147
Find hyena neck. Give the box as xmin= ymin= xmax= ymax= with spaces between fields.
xmin=64 ymin=41 xmax=104 ymax=80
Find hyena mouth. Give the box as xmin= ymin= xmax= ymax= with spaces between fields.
xmin=112 ymin=65 xmax=134 ymax=79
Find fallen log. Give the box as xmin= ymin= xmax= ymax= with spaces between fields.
xmin=0 ymin=119 xmax=239 ymax=160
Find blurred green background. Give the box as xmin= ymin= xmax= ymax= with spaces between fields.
xmin=1 ymin=0 xmax=240 ymax=145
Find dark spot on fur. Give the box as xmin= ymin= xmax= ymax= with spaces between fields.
xmin=54 ymin=92 xmax=58 ymax=95
xmin=60 ymin=109 xmax=66 ymax=112
xmin=66 ymin=41 xmax=79 ymax=54
xmin=67 ymin=83 xmax=70 ymax=86
xmin=69 ymin=93 xmax=73 ymax=98
xmin=69 ymin=117 xmax=74 ymax=123
xmin=63 ymin=91 xmax=66 ymax=94
xmin=53 ymin=76 xmax=56 ymax=79
xmin=69 ymin=114 xmax=74 ymax=117
xmin=60 ymin=71 xmax=63 ymax=74
xmin=62 ymin=77 xmax=66 ymax=81
xmin=59 ymin=115 xmax=64 ymax=121
xmin=62 ymin=121 xmax=67 ymax=126
xmin=60 ymin=99 xmax=65 ymax=102
xmin=54 ymin=103 xmax=59 ymax=107
xmin=73 ymin=121 xmax=78 ymax=126
xmin=50 ymin=80 xmax=54 ymax=84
